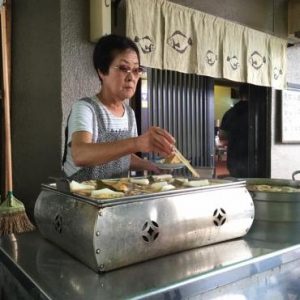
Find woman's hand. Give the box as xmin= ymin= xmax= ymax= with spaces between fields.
xmin=71 ymin=127 xmax=175 ymax=167
xmin=146 ymin=161 xmax=161 ymax=174
xmin=130 ymin=154 xmax=161 ymax=174
xmin=136 ymin=126 xmax=175 ymax=157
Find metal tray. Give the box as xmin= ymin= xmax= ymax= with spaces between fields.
xmin=42 ymin=178 xmax=247 ymax=208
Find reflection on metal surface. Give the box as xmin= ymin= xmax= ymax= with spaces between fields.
xmin=12 ymin=234 xmax=18 ymax=262
xmin=2 ymin=231 xmax=300 ymax=299
xmin=35 ymin=236 xmax=252 ymax=299
xmin=0 ymin=262 xmax=34 ymax=300
xmin=1 ymin=234 xmax=19 ymax=262
xmin=210 ymin=294 xmax=247 ymax=300
xmin=196 ymin=258 xmax=300 ymax=300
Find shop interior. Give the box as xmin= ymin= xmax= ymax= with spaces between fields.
xmin=214 ymin=84 xmax=240 ymax=178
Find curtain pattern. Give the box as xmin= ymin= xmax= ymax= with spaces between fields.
xmin=126 ymin=0 xmax=287 ymax=89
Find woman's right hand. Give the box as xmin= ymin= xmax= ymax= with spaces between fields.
xmin=136 ymin=126 xmax=175 ymax=157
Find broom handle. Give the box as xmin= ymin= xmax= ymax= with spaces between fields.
xmin=1 ymin=3 xmax=13 ymax=199
xmin=2 ymin=0 xmax=11 ymax=197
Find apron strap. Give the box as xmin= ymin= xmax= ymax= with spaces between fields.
xmin=62 ymin=112 xmax=71 ymax=167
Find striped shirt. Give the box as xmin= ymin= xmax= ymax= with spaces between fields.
xmin=64 ymin=95 xmax=137 ymax=176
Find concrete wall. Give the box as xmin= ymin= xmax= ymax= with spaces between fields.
xmin=169 ymin=0 xmax=288 ymax=37
xmin=12 ymin=0 xmax=61 ymax=220
xmin=61 ymin=0 xmax=99 ymax=146
xmin=11 ymin=0 xmax=98 ymax=221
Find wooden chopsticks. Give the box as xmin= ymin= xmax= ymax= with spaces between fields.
xmin=173 ymin=148 xmax=200 ymax=178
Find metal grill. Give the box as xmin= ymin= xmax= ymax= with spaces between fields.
xmin=146 ymin=69 xmax=215 ymax=167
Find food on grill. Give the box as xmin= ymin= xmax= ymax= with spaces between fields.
xmin=151 ymin=174 xmax=173 ymax=182
xmin=70 ymin=180 xmax=96 ymax=192
xmin=184 ymin=179 xmax=210 ymax=187
xmin=91 ymin=188 xmax=125 ymax=199
xmin=160 ymin=184 xmax=176 ymax=191
xmin=173 ymin=178 xmax=189 ymax=184
xmin=163 ymin=154 xmax=181 ymax=164
xmin=247 ymin=184 xmax=300 ymax=193
xmin=101 ymin=180 xmax=129 ymax=192
xmin=150 ymin=181 xmax=168 ymax=191
xmin=68 ymin=175 xmax=225 ymax=200
xmin=129 ymin=178 xmax=150 ymax=185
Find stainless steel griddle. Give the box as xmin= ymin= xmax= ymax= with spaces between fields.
xmin=34 ymin=178 xmax=254 ymax=272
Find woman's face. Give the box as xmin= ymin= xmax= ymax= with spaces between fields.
xmin=99 ymin=49 xmax=142 ymax=101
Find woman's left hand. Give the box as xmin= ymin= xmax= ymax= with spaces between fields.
xmin=145 ymin=160 xmax=161 ymax=174
xmin=130 ymin=154 xmax=161 ymax=174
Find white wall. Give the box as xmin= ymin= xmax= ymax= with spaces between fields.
xmin=271 ymin=43 xmax=300 ymax=179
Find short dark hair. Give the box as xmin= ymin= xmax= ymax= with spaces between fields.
xmin=93 ymin=34 xmax=140 ymax=77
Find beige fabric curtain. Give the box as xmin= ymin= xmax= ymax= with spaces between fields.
xmin=126 ymin=0 xmax=287 ymax=89
xmin=126 ymin=0 xmax=164 ymax=69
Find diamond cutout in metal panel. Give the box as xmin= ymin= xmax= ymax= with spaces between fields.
xmin=213 ymin=208 xmax=227 ymax=226
xmin=54 ymin=214 xmax=63 ymax=233
xmin=142 ymin=220 xmax=160 ymax=243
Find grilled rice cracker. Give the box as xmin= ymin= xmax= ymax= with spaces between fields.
xmin=91 ymin=188 xmax=125 ymax=199
xmin=164 ymin=154 xmax=181 ymax=164
xmin=70 ymin=180 xmax=96 ymax=192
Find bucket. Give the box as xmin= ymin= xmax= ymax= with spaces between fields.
xmin=245 ymin=175 xmax=300 ymax=243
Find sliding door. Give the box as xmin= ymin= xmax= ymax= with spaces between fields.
xmin=137 ymin=69 xmax=215 ymax=168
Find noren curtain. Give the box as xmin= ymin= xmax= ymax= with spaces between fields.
xmin=126 ymin=0 xmax=287 ymax=89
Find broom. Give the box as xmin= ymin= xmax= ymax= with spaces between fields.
xmin=0 ymin=1 xmax=35 ymax=235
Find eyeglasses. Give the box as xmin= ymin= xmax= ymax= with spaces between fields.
xmin=112 ymin=65 xmax=146 ymax=77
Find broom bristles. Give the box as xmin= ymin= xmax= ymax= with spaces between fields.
xmin=0 ymin=193 xmax=35 ymax=236
xmin=0 ymin=211 xmax=35 ymax=235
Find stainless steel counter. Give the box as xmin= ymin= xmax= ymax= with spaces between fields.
xmin=1 ymin=230 xmax=300 ymax=299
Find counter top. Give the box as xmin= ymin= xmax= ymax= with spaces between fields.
xmin=1 ymin=230 xmax=300 ymax=299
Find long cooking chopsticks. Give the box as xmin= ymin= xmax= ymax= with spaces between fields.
xmin=174 ymin=148 xmax=200 ymax=178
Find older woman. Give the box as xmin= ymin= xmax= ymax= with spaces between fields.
xmin=63 ymin=34 xmax=175 ymax=181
